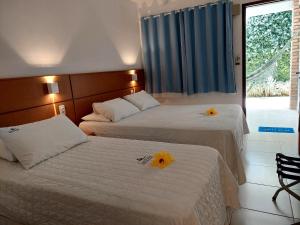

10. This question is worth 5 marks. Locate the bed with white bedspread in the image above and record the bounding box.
[0,136,239,225]
[80,104,249,184]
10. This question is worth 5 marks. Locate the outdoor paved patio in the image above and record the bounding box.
[246,96,291,110]
[246,97,298,133]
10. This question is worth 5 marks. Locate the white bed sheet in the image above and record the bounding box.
[0,137,239,225]
[80,104,249,184]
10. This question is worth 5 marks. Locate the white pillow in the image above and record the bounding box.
[0,139,16,162]
[0,115,88,169]
[124,91,160,111]
[93,98,140,122]
[82,113,111,122]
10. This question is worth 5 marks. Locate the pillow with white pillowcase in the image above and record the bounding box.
[93,98,140,122]
[0,139,16,162]
[123,90,160,111]
[0,115,88,169]
[82,113,111,122]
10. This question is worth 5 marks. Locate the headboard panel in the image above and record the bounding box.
[0,75,75,127]
[0,75,72,114]
[74,86,144,123]
[0,69,145,127]
[70,70,145,98]
[71,69,145,124]
[0,100,75,127]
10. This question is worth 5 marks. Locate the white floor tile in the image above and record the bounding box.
[290,189,300,219]
[244,164,280,187]
[280,141,299,156]
[290,181,300,191]
[276,135,298,144]
[244,101,298,221]
[246,140,281,153]
[243,151,277,166]
[246,133,279,142]
[239,183,293,217]
[230,208,294,225]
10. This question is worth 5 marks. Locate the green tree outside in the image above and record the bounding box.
[246,11,292,82]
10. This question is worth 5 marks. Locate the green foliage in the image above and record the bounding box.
[246,11,292,82]
[277,50,291,81]
[247,78,289,97]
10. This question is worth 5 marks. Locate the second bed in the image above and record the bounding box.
[80,104,249,184]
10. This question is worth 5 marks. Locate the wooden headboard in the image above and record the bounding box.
[0,69,144,127]
[71,69,145,124]
[0,75,75,127]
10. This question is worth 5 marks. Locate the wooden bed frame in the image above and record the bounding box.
[0,69,144,127]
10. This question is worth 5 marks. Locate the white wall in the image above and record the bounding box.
[134,0,259,106]
[0,0,142,77]
[0,0,260,107]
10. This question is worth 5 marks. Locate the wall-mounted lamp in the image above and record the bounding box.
[129,70,138,81]
[131,73,138,81]
[47,82,59,94]
[128,70,138,94]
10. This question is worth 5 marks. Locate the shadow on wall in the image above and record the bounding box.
[0,0,142,77]
[0,36,29,72]
[98,0,141,66]
[60,0,141,72]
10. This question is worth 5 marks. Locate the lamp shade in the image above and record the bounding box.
[131,73,138,81]
[47,82,59,94]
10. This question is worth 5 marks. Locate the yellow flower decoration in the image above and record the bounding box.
[206,107,218,116]
[151,151,174,169]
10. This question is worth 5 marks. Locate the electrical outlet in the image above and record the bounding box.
[131,89,134,94]
[235,56,241,65]
[58,105,66,115]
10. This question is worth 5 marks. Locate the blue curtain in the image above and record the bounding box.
[141,1,236,94]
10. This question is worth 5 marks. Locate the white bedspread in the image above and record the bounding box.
[0,137,239,225]
[80,104,249,184]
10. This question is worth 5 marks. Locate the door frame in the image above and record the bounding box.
[242,0,286,113]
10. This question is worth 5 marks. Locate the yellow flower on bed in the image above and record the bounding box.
[151,151,174,169]
[206,107,218,116]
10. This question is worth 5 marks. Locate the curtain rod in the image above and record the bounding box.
[142,0,230,20]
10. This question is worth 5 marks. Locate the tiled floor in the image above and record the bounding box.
[230,97,299,225]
